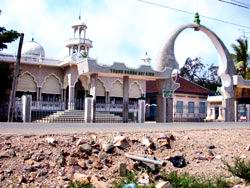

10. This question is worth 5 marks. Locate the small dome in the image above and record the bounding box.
[72,17,87,28]
[22,39,45,57]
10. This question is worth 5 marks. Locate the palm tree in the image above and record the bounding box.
[231,38,249,79]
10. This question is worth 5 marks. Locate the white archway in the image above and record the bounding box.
[17,72,37,92]
[156,24,236,99]
[156,23,237,122]
[41,74,62,94]
[110,80,123,97]
[129,82,142,98]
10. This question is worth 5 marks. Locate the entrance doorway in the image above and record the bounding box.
[215,107,219,120]
[75,79,86,110]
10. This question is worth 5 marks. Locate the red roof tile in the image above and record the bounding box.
[146,76,211,96]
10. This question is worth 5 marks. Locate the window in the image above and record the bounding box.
[176,101,183,113]
[188,102,195,113]
[199,102,206,113]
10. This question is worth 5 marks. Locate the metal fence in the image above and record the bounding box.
[173,105,207,122]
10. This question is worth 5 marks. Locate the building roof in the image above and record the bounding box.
[146,76,212,96]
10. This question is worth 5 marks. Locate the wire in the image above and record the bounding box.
[137,0,250,30]
[218,0,250,9]
[228,0,250,7]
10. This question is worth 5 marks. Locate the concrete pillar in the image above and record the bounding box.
[246,104,250,122]
[224,98,235,122]
[234,100,238,122]
[218,107,225,121]
[68,86,75,110]
[90,74,98,122]
[123,76,129,123]
[166,97,173,122]
[36,87,41,101]
[156,79,166,122]
[138,99,146,123]
[105,91,110,111]
[22,95,32,122]
[84,96,94,123]
[105,91,110,104]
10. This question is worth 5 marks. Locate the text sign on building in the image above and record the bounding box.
[162,89,173,98]
[110,69,155,76]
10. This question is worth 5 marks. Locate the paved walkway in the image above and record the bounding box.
[0,122,249,135]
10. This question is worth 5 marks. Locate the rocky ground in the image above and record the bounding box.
[0,128,250,187]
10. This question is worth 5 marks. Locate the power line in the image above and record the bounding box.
[137,0,250,30]
[218,0,250,9]
[227,0,250,7]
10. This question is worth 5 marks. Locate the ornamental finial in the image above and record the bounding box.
[194,12,201,25]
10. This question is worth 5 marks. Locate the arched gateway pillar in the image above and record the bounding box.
[156,23,237,122]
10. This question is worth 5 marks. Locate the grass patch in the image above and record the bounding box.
[223,157,250,183]
[68,181,94,188]
[161,171,229,188]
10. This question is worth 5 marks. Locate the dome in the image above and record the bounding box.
[21,39,45,57]
[72,17,87,28]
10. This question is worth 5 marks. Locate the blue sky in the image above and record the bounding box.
[1,0,249,68]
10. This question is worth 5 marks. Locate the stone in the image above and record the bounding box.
[141,137,154,148]
[67,157,77,166]
[119,163,127,177]
[90,176,108,188]
[23,153,32,160]
[207,144,215,149]
[78,143,92,154]
[46,137,57,146]
[102,143,115,153]
[32,153,45,162]
[18,175,28,184]
[240,154,246,159]
[37,169,48,177]
[57,155,66,167]
[23,165,36,173]
[113,135,130,149]
[232,185,243,188]
[8,149,16,157]
[246,144,250,151]
[25,159,35,165]
[78,159,87,169]
[156,181,173,188]
[93,161,103,170]
[169,155,187,168]
[138,172,150,185]
[215,155,222,160]
[76,138,86,146]
[0,151,11,159]
[73,173,90,183]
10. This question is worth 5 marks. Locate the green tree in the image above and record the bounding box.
[0,27,20,50]
[180,57,221,92]
[0,11,20,102]
[231,38,249,79]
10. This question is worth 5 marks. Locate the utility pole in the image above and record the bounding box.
[8,33,24,122]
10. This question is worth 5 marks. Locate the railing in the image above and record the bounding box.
[96,103,138,112]
[32,101,65,111]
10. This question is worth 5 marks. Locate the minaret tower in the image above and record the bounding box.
[65,16,93,57]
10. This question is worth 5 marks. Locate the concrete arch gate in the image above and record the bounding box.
[156,23,237,122]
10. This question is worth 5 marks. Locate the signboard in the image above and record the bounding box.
[162,89,173,98]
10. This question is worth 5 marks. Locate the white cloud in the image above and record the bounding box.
[1,0,249,69]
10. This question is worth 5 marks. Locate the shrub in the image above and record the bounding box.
[161,171,229,188]
[223,157,250,183]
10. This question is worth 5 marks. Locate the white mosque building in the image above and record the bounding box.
[0,17,212,123]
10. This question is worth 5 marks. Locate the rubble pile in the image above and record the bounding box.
[0,129,249,187]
